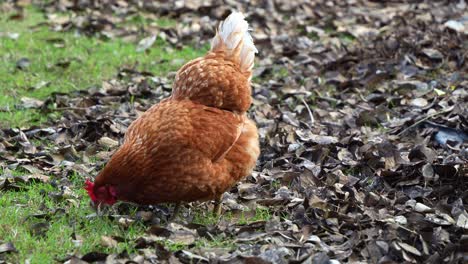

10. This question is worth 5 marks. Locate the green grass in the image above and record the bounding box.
[0,172,147,263]
[0,7,205,128]
[237,207,273,224]
[193,234,236,250]
[336,32,355,44]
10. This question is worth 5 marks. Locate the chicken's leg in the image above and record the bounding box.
[213,196,222,216]
[169,203,181,222]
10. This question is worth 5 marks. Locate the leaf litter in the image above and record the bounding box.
[1,0,467,263]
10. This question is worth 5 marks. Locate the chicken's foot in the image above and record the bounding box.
[213,196,222,216]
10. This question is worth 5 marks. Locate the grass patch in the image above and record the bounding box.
[0,7,205,128]
[192,211,226,226]
[237,207,273,224]
[163,241,188,252]
[0,173,147,263]
[336,32,355,44]
[194,234,236,250]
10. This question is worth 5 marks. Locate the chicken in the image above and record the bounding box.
[85,12,260,214]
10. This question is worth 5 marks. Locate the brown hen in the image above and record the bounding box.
[85,12,260,214]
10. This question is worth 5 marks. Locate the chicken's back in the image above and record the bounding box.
[171,53,252,113]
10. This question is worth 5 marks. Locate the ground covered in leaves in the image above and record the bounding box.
[0,0,467,263]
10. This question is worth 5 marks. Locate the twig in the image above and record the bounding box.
[301,98,315,126]
[396,107,453,136]
[317,96,341,105]
[52,107,90,111]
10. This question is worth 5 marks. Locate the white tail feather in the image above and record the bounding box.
[211,12,258,73]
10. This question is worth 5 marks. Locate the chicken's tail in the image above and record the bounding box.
[210,12,257,74]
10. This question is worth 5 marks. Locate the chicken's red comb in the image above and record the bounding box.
[85,179,96,201]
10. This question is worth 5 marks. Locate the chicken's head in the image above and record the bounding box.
[85,180,118,205]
